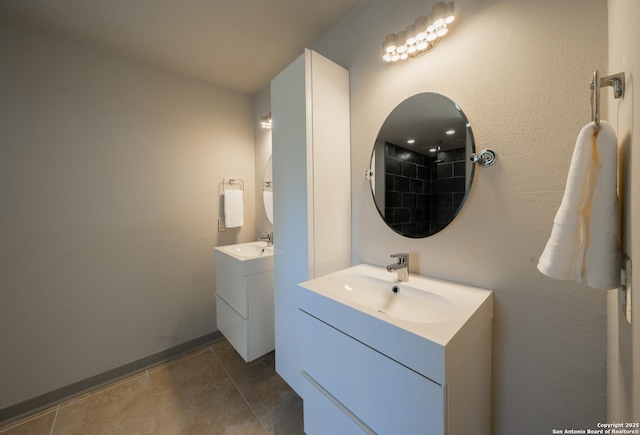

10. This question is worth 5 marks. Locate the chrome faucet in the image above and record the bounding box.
[387,253,409,282]
[257,232,274,247]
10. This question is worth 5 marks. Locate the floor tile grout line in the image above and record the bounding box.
[146,346,210,374]
[48,405,59,435]
[145,369,161,434]
[209,345,271,435]
[55,347,211,411]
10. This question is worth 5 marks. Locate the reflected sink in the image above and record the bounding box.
[214,241,274,276]
[321,274,455,323]
[220,241,273,259]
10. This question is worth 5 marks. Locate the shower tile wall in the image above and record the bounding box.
[384,142,466,236]
[434,147,466,231]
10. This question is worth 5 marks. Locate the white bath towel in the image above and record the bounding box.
[537,121,621,290]
[224,189,244,228]
[263,190,274,224]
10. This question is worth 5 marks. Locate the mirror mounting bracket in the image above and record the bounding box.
[470,149,497,167]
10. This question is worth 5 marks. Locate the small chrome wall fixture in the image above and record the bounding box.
[383,1,455,62]
[260,113,272,129]
[470,149,497,167]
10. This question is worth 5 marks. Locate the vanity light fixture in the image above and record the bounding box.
[382,1,455,63]
[260,113,272,129]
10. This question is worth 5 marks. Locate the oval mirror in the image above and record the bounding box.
[263,155,273,224]
[369,92,475,238]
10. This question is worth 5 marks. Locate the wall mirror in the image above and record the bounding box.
[368,92,475,238]
[263,155,273,224]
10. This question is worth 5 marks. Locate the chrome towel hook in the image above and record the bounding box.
[590,70,625,128]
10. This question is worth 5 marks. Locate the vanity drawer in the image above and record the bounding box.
[216,295,249,360]
[301,311,445,434]
[216,272,248,318]
[303,375,373,435]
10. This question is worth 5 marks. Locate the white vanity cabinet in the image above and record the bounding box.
[271,49,351,395]
[301,312,445,434]
[298,264,494,435]
[214,243,274,362]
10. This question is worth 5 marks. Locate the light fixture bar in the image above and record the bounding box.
[382,1,455,63]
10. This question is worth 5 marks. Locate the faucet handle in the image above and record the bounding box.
[390,253,409,263]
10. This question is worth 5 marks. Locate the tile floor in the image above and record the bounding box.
[0,339,304,435]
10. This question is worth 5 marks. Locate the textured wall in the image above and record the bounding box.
[313,0,609,432]
[607,0,640,424]
[0,17,255,409]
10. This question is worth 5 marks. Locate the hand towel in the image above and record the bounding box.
[537,121,621,290]
[263,190,274,223]
[224,189,244,228]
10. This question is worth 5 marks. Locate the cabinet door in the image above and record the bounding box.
[302,311,445,435]
[272,49,351,397]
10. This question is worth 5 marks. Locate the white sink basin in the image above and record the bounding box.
[298,264,493,356]
[320,274,455,323]
[219,241,273,259]
[214,241,274,276]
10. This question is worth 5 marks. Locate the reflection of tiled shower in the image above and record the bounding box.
[434,147,466,229]
[384,142,465,236]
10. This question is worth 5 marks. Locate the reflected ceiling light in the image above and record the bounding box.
[382,2,456,63]
[446,129,455,135]
[407,139,416,144]
[260,113,272,129]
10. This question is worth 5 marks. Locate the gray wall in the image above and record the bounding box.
[607,0,640,424]
[0,17,256,409]
[313,0,609,432]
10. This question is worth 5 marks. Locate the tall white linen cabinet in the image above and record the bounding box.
[271,49,351,396]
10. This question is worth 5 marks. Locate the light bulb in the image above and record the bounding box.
[445,2,455,24]
[400,52,408,60]
[437,27,448,37]
[414,16,427,41]
[405,24,416,45]
[432,2,447,28]
[396,31,407,53]
[426,32,437,42]
[383,33,397,53]
[425,12,435,33]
